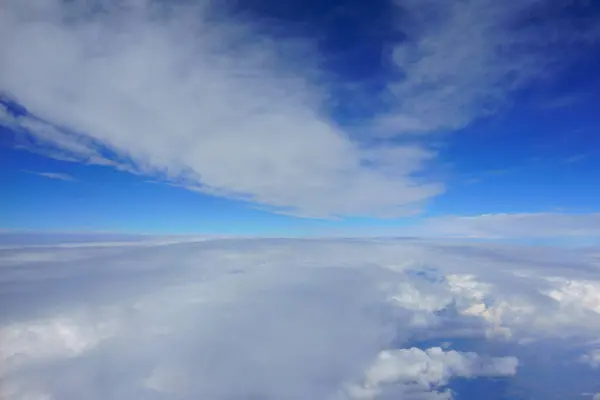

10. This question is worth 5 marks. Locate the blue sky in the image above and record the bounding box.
[4,3,600,398]
[1,0,600,238]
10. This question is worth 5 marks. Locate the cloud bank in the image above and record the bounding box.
[2,237,600,399]
[415,213,600,241]
[1,0,598,216]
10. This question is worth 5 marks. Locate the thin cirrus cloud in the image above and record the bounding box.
[1,0,598,217]
[24,170,76,181]
[377,0,600,135]
[2,237,600,399]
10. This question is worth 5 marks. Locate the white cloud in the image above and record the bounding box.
[24,170,76,181]
[414,213,600,240]
[2,1,597,216]
[346,347,518,399]
[318,212,600,243]
[378,0,600,134]
[1,312,120,372]
[2,237,600,399]
[0,0,442,218]
[545,278,600,314]
[581,349,600,368]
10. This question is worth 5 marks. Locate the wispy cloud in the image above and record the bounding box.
[564,154,588,164]
[0,0,444,218]
[24,170,75,181]
[376,0,600,135]
[537,92,589,110]
[0,0,598,217]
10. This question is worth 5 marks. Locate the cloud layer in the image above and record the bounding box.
[415,213,600,240]
[2,237,600,399]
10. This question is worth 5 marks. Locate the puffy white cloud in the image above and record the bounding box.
[2,237,600,399]
[346,347,517,399]
[545,278,600,314]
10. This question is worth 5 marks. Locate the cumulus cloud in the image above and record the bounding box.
[2,236,600,399]
[347,347,517,399]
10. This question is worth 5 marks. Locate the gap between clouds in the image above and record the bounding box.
[1,0,598,217]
